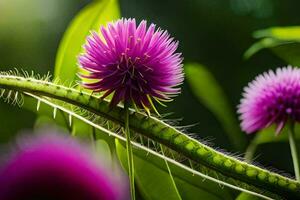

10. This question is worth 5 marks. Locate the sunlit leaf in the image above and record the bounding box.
[54,0,120,81]
[254,27,300,41]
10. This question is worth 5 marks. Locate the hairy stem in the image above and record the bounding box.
[0,74,299,198]
[288,122,300,182]
[125,103,135,200]
[27,93,273,200]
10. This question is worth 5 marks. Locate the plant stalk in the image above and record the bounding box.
[288,122,300,182]
[124,102,135,200]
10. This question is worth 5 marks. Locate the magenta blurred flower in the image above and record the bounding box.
[0,133,125,200]
[78,18,183,111]
[238,66,300,134]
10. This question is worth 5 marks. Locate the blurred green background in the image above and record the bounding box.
[0,0,298,174]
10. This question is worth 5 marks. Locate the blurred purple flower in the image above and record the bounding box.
[0,133,125,200]
[238,66,300,134]
[78,18,183,111]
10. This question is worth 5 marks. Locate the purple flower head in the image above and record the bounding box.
[78,18,184,111]
[0,133,126,200]
[238,66,300,134]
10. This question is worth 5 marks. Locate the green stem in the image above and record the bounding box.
[125,103,135,200]
[288,122,300,182]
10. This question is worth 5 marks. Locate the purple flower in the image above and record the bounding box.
[0,133,126,200]
[78,18,183,111]
[238,66,300,134]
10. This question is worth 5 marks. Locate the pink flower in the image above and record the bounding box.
[78,18,183,111]
[238,66,300,134]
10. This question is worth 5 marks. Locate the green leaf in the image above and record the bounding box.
[185,63,246,151]
[245,26,300,66]
[54,0,120,81]
[115,140,234,200]
[236,193,263,200]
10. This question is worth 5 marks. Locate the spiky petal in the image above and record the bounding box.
[78,18,183,111]
[238,66,300,134]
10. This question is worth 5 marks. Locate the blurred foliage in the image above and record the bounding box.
[185,63,246,151]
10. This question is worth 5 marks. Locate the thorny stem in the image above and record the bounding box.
[125,102,135,200]
[288,121,300,182]
[0,74,299,198]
